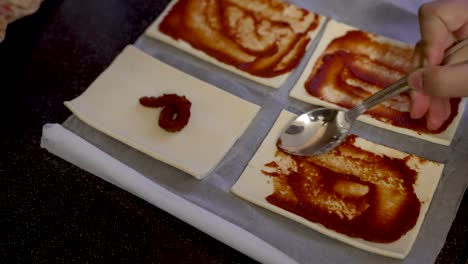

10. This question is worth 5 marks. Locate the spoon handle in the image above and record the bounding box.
[345,77,408,121]
[345,37,468,122]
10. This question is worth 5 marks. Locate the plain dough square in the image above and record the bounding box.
[64,45,260,179]
[290,19,466,145]
[232,110,444,259]
[144,0,325,88]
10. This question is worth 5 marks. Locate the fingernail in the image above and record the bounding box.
[408,69,423,91]
[427,119,435,130]
[428,119,439,131]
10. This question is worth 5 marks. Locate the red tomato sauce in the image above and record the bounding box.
[262,135,422,243]
[158,0,321,77]
[304,30,460,133]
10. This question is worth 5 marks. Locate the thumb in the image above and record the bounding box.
[408,62,468,97]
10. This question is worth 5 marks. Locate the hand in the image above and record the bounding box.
[408,0,468,130]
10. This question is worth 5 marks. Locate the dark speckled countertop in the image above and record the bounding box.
[1,0,467,263]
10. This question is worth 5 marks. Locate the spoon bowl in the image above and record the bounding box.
[278,108,351,156]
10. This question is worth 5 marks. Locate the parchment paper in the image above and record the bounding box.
[55,1,467,263]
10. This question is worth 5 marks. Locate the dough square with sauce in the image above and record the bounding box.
[232,110,444,259]
[64,45,260,179]
[144,0,325,88]
[290,19,466,145]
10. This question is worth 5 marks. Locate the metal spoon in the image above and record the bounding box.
[279,38,468,156]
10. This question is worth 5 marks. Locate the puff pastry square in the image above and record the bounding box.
[145,0,325,88]
[65,45,260,179]
[232,110,443,258]
[290,19,465,145]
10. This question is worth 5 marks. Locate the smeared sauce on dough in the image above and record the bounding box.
[304,30,460,133]
[159,0,321,77]
[262,135,422,243]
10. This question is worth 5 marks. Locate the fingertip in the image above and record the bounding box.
[426,98,451,130]
[410,110,424,120]
[427,117,446,131]
[409,90,430,119]
[427,117,441,131]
